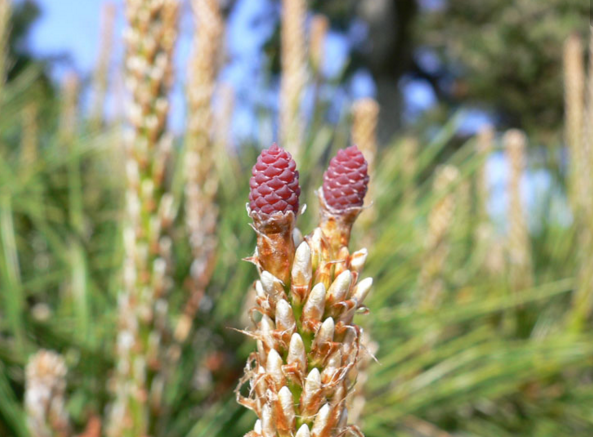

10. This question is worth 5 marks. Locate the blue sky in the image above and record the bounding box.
[27,0,110,76]
[22,0,503,134]
[25,0,348,135]
[23,0,424,134]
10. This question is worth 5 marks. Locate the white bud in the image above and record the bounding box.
[352,277,373,306]
[350,248,368,274]
[305,367,321,390]
[308,228,323,268]
[255,281,272,314]
[303,283,326,324]
[266,349,285,389]
[287,333,307,374]
[336,406,348,429]
[293,228,304,247]
[257,340,266,363]
[311,403,331,436]
[255,281,266,299]
[275,299,296,334]
[295,424,311,437]
[327,270,352,304]
[261,403,275,437]
[321,349,342,384]
[292,242,312,287]
[278,386,296,428]
[261,271,283,293]
[301,368,322,414]
[254,419,262,433]
[310,227,322,245]
[260,315,276,352]
[313,318,334,348]
[254,366,267,398]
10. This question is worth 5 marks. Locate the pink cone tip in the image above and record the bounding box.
[322,145,369,212]
[249,144,301,215]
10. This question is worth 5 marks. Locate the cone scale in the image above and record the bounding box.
[239,144,372,437]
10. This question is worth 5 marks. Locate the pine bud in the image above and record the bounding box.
[300,368,323,420]
[291,242,312,304]
[249,144,300,215]
[287,333,307,377]
[261,403,276,437]
[266,349,286,390]
[254,419,263,433]
[311,403,332,437]
[349,248,368,274]
[319,146,370,254]
[275,299,296,343]
[260,315,277,353]
[311,317,335,363]
[260,271,287,303]
[322,146,369,212]
[326,270,352,308]
[249,144,301,283]
[295,424,311,437]
[278,386,296,432]
[302,283,326,332]
[321,349,342,384]
[352,277,373,306]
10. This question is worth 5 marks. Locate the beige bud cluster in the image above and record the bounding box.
[310,14,329,77]
[21,103,39,168]
[239,240,373,437]
[563,34,586,216]
[25,350,70,437]
[476,125,494,224]
[351,98,379,178]
[176,0,225,346]
[279,0,307,159]
[0,0,10,94]
[90,1,116,129]
[473,125,506,277]
[351,98,379,234]
[109,1,179,436]
[59,72,80,143]
[569,30,593,331]
[419,165,459,308]
[504,129,533,292]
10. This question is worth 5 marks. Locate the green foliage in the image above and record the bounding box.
[0,8,591,437]
[419,0,589,135]
[0,70,591,435]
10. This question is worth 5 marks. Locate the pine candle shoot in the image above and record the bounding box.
[238,144,373,437]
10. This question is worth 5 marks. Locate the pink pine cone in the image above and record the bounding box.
[249,144,300,215]
[322,145,369,212]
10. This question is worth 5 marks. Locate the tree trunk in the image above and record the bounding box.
[358,0,418,143]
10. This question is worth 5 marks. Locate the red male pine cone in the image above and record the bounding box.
[322,145,369,212]
[249,144,300,216]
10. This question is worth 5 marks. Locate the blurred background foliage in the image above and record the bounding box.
[0,0,591,437]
